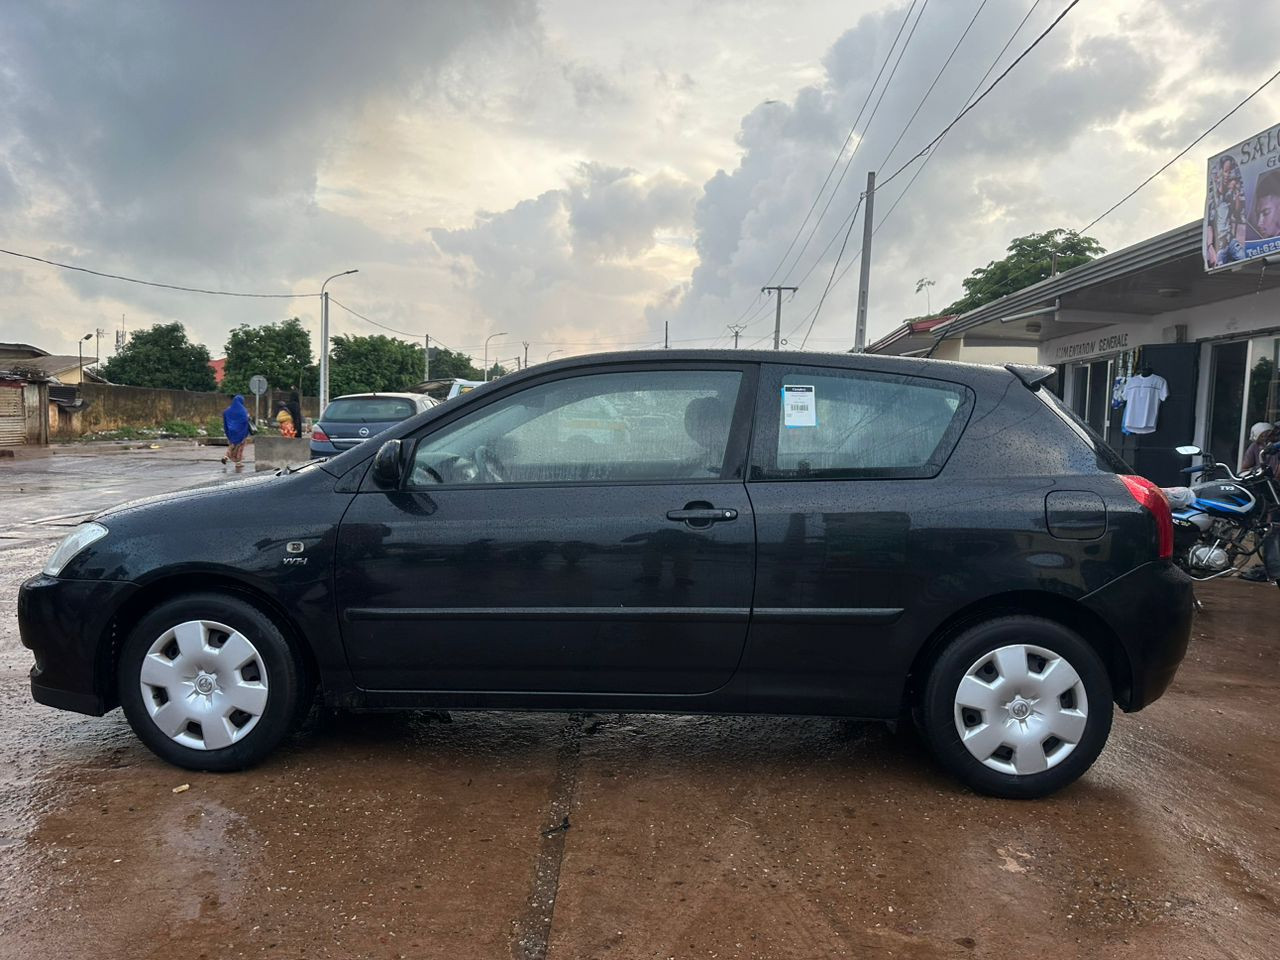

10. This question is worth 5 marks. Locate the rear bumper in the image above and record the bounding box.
[1081,560,1194,711]
[18,574,137,717]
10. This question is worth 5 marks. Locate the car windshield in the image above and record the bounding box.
[323,397,416,423]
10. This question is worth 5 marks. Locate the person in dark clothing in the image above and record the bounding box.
[287,391,303,438]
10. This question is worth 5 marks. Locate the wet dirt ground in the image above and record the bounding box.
[1,443,1278,959]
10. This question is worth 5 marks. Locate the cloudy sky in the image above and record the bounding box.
[2,0,1279,368]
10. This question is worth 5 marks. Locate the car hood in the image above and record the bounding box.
[91,470,283,523]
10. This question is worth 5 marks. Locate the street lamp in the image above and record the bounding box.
[546,349,564,362]
[483,332,508,381]
[319,269,359,412]
[78,333,93,379]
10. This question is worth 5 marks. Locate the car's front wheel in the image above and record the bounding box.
[921,616,1113,798]
[118,593,308,771]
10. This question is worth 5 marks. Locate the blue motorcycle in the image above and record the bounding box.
[1163,444,1280,586]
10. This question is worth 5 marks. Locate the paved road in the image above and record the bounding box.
[1,445,1278,959]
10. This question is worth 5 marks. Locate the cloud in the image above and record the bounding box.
[429,163,697,345]
[0,0,533,351]
[647,0,1177,346]
[567,163,696,259]
[4,0,1280,367]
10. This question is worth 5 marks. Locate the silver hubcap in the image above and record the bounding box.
[953,643,1089,776]
[139,619,269,751]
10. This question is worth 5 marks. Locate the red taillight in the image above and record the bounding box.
[311,427,329,443]
[1120,474,1172,560]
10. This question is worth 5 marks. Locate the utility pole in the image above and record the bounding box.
[424,333,430,382]
[95,327,104,368]
[523,341,530,368]
[762,285,798,350]
[319,269,358,411]
[320,292,330,407]
[726,323,746,348]
[853,170,875,352]
[664,321,669,349]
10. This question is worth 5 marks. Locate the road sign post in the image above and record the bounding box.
[248,375,269,424]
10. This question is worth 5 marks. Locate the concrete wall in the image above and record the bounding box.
[253,436,313,471]
[48,383,320,438]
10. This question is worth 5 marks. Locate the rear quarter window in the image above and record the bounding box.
[1034,387,1132,474]
[751,365,973,480]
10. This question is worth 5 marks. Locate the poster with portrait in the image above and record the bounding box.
[1204,123,1280,272]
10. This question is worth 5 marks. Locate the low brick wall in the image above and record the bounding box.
[49,383,321,438]
[253,436,313,471]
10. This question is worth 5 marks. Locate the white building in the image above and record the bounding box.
[907,221,1279,486]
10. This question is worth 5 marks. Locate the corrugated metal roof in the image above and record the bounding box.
[943,221,1202,338]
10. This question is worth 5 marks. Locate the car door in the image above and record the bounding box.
[335,361,757,695]
[738,362,973,715]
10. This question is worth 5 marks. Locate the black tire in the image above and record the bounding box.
[118,592,309,771]
[920,616,1113,799]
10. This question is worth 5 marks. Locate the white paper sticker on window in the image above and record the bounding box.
[782,384,816,428]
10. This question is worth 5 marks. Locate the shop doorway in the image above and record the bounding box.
[1206,341,1248,468]
[1111,342,1199,486]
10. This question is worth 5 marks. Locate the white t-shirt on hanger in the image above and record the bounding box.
[1121,374,1169,434]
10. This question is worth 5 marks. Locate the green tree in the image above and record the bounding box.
[100,322,216,391]
[946,229,1105,315]
[427,346,488,381]
[329,334,426,396]
[327,335,501,396]
[222,317,314,396]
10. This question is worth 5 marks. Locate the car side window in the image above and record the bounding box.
[407,369,743,486]
[751,366,971,480]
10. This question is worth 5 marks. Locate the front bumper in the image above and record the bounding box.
[1081,560,1194,711]
[18,574,138,716]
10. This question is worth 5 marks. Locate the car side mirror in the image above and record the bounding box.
[372,439,403,488]
[1175,445,1201,456]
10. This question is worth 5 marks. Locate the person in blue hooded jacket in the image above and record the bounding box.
[221,395,252,469]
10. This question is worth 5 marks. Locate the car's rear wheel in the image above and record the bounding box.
[118,593,308,771]
[921,616,1112,798]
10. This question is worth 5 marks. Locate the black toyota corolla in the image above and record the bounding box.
[19,351,1193,797]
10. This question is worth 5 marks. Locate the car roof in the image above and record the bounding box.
[328,392,428,401]
[517,348,1029,388]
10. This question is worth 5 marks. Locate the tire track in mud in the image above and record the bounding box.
[511,713,600,960]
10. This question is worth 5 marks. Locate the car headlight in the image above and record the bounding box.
[43,522,109,577]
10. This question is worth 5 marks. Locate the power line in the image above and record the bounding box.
[724,0,923,333]
[1079,64,1280,234]
[778,0,931,286]
[0,246,311,298]
[872,0,989,176]
[768,0,924,287]
[799,0,990,347]
[328,297,417,337]
[876,0,1081,192]
[800,198,864,348]
[869,0,1044,242]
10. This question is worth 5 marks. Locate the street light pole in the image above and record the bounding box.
[546,349,564,362]
[78,333,92,379]
[319,269,358,412]
[484,332,508,381]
